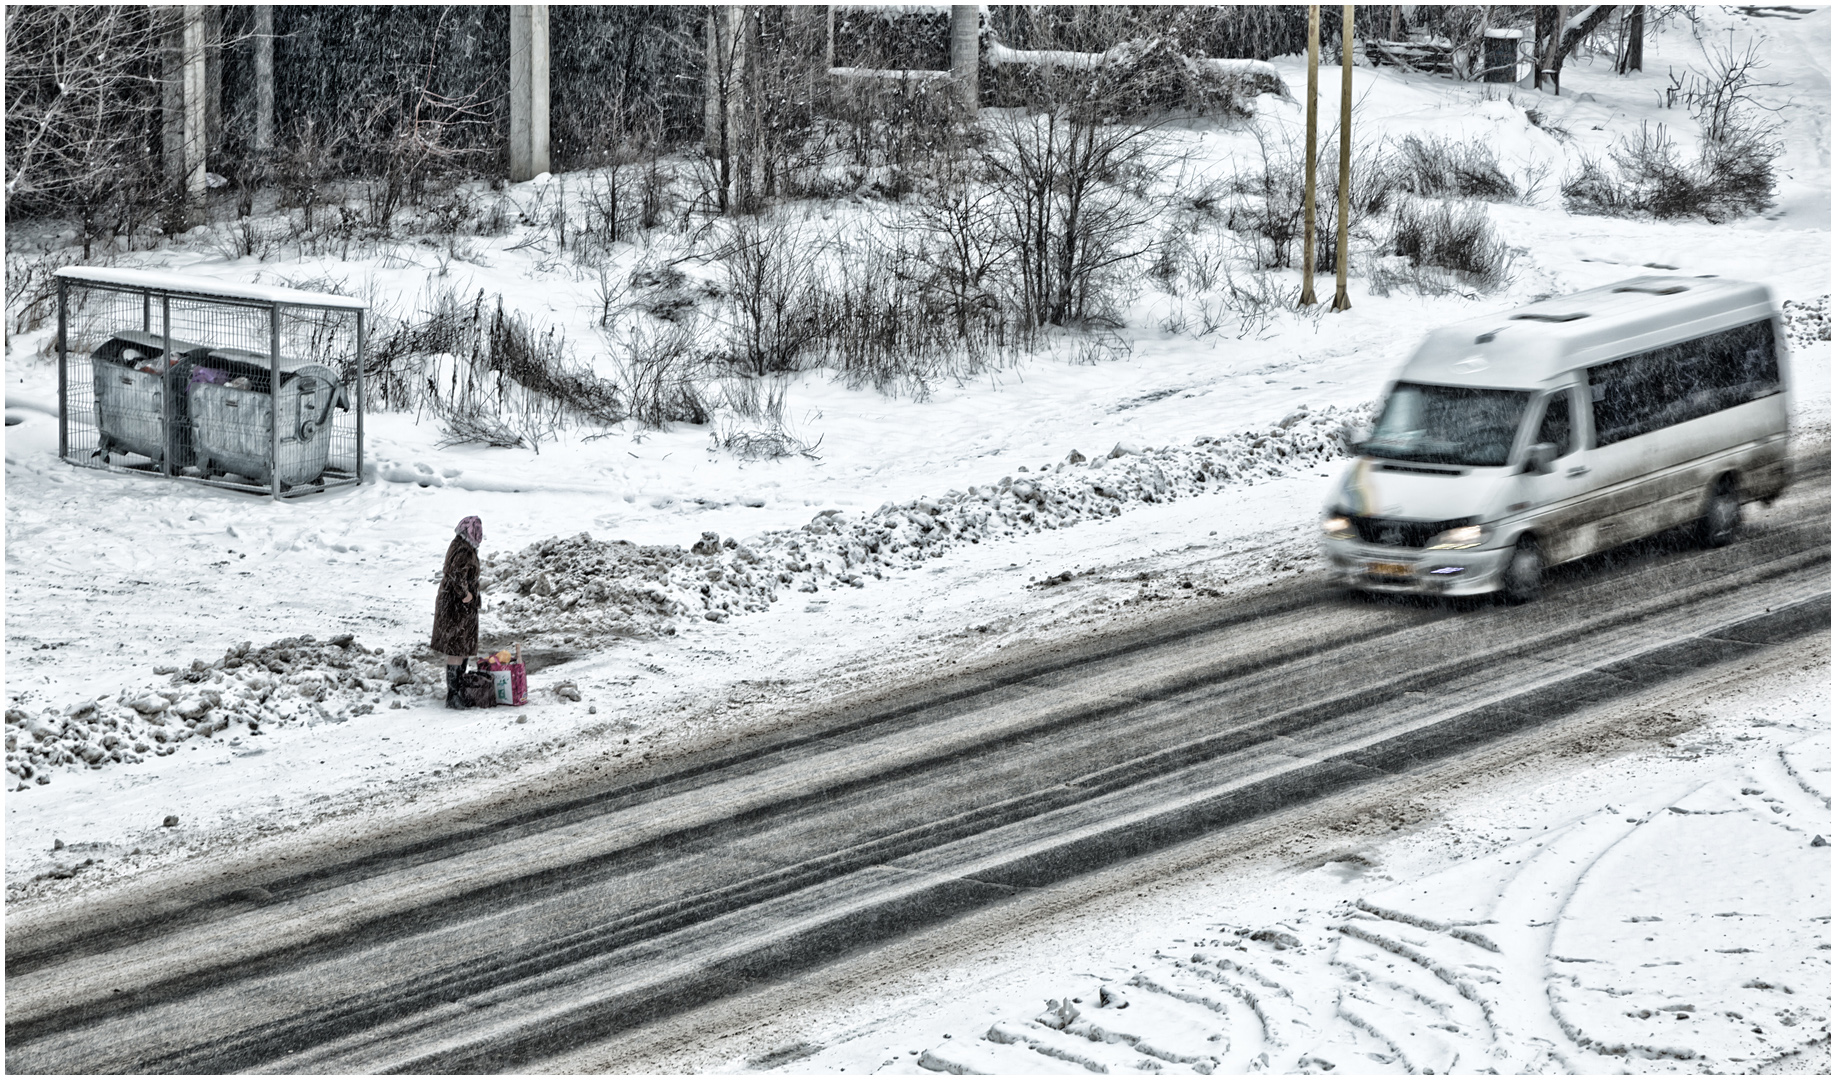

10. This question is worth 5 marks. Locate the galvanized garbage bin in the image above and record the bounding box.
[90,330,211,469]
[55,266,365,499]
[188,349,350,488]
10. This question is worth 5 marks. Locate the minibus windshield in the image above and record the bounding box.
[1364,383,1529,467]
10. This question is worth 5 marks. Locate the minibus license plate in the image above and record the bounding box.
[1367,561,1412,577]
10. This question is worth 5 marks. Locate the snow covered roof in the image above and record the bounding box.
[1402,277,1777,389]
[53,266,366,310]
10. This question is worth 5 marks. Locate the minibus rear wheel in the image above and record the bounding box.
[1698,476,1740,548]
[1501,536,1542,605]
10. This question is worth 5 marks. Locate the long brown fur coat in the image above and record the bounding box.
[431,535,480,656]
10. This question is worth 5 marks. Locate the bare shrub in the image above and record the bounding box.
[979,107,1162,328]
[718,216,829,376]
[1229,123,1389,273]
[1563,121,1779,223]
[437,408,534,450]
[5,249,98,339]
[619,320,712,428]
[1659,36,1786,145]
[366,284,626,445]
[272,117,351,235]
[822,70,966,199]
[1385,197,1512,291]
[712,376,821,460]
[786,219,1025,399]
[1390,135,1517,201]
[901,155,1012,340]
[4,7,168,255]
[1569,37,1783,224]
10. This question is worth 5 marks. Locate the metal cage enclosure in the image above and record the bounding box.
[55,267,365,499]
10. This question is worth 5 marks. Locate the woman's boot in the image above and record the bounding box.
[445,660,468,709]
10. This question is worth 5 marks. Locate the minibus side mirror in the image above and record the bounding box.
[1524,442,1557,475]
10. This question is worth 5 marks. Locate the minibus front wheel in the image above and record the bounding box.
[1500,535,1542,605]
[1698,476,1741,548]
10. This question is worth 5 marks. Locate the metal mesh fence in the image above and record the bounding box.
[58,278,363,498]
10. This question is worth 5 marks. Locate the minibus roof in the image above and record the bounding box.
[1400,276,1776,390]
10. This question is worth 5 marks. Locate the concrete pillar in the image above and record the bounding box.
[161,6,208,229]
[950,5,979,113]
[203,6,222,154]
[161,9,184,206]
[254,6,275,158]
[509,4,550,182]
[183,5,208,211]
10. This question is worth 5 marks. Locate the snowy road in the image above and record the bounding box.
[5,466,1827,1074]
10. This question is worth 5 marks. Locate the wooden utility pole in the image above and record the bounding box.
[1300,5,1320,306]
[1331,3,1353,313]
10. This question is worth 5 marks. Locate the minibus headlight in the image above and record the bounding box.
[1427,524,1487,550]
[1322,515,1357,541]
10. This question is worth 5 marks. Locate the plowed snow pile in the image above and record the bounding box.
[5,636,433,789]
[485,406,1366,643]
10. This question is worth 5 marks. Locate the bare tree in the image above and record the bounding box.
[5,6,166,253]
[980,100,1161,329]
[1535,4,1619,94]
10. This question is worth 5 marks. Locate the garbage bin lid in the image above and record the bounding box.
[202,349,348,409]
[97,330,211,363]
[205,348,332,380]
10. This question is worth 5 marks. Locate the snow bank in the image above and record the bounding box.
[5,635,432,791]
[1783,294,1830,350]
[483,404,1369,644]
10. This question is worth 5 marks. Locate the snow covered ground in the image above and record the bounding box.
[4,6,1830,1069]
[670,639,1827,1077]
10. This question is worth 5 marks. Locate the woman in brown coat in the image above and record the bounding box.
[433,515,484,708]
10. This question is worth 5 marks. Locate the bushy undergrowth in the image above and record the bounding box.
[1227,125,1392,274]
[367,284,625,449]
[1386,197,1512,289]
[1563,122,1779,222]
[1390,135,1518,201]
[10,88,1550,444]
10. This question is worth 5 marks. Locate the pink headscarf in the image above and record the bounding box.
[456,516,483,547]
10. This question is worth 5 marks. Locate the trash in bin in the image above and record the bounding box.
[188,348,350,488]
[89,330,211,468]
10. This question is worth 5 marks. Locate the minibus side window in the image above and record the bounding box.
[1535,390,1572,456]
[1588,318,1780,447]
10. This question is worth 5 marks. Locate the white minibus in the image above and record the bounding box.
[1320,276,1791,602]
